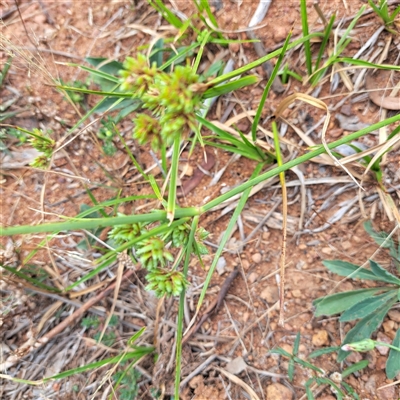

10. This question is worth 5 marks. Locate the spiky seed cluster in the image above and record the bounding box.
[29,129,55,169]
[29,129,55,157]
[142,66,201,145]
[132,114,163,151]
[109,216,146,244]
[194,226,209,255]
[135,237,174,271]
[119,54,158,96]
[30,154,51,169]
[146,268,188,297]
[119,54,204,150]
[170,223,191,248]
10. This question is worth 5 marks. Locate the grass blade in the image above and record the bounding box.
[196,162,264,312]
[175,216,198,397]
[300,0,312,75]
[251,31,291,141]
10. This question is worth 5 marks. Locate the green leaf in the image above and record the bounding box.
[202,75,259,99]
[322,259,392,282]
[339,290,399,322]
[341,360,369,378]
[1,264,60,293]
[94,98,141,114]
[149,38,164,67]
[85,57,123,75]
[338,294,398,361]
[341,382,360,400]
[386,328,400,379]
[313,288,386,317]
[308,346,341,359]
[305,378,316,400]
[288,332,300,381]
[363,221,394,249]
[43,348,153,382]
[369,259,400,285]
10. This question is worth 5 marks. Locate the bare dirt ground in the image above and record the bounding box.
[1,1,400,399]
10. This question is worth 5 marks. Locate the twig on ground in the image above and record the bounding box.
[182,267,240,345]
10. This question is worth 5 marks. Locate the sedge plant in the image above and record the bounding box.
[3,1,400,397]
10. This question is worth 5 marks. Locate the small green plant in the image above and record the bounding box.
[113,365,141,400]
[60,78,90,105]
[97,116,119,156]
[271,333,365,399]
[314,221,400,378]
[368,0,400,34]
[82,315,118,347]
[81,316,101,329]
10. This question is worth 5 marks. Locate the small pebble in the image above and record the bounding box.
[216,257,227,275]
[260,286,279,303]
[248,272,258,284]
[292,289,302,298]
[341,240,352,250]
[388,310,400,323]
[266,382,293,400]
[312,329,329,346]
[252,253,262,263]
[376,332,391,355]
[229,42,240,53]
[272,26,289,43]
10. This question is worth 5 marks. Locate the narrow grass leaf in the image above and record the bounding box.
[341,382,360,400]
[300,0,312,75]
[251,30,291,141]
[341,360,369,378]
[43,348,153,382]
[369,259,400,285]
[305,379,315,400]
[193,30,212,73]
[339,290,398,322]
[148,0,183,28]
[270,347,292,358]
[196,163,264,312]
[85,57,123,75]
[314,14,335,74]
[1,264,61,293]
[308,346,340,358]
[0,55,12,87]
[288,332,300,381]
[64,254,118,291]
[55,85,132,98]
[316,378,344,399]
[338,294,398,361]
[386,328,400,379]
[127,327,146,347]
[335,6,365,53]
[199,0,219,29]
[160,43,199,71]
[313,288,388,317]
[175,216,198,398]
[167,135,181,223]
[202,75,259,99]
[208,32,325,86]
